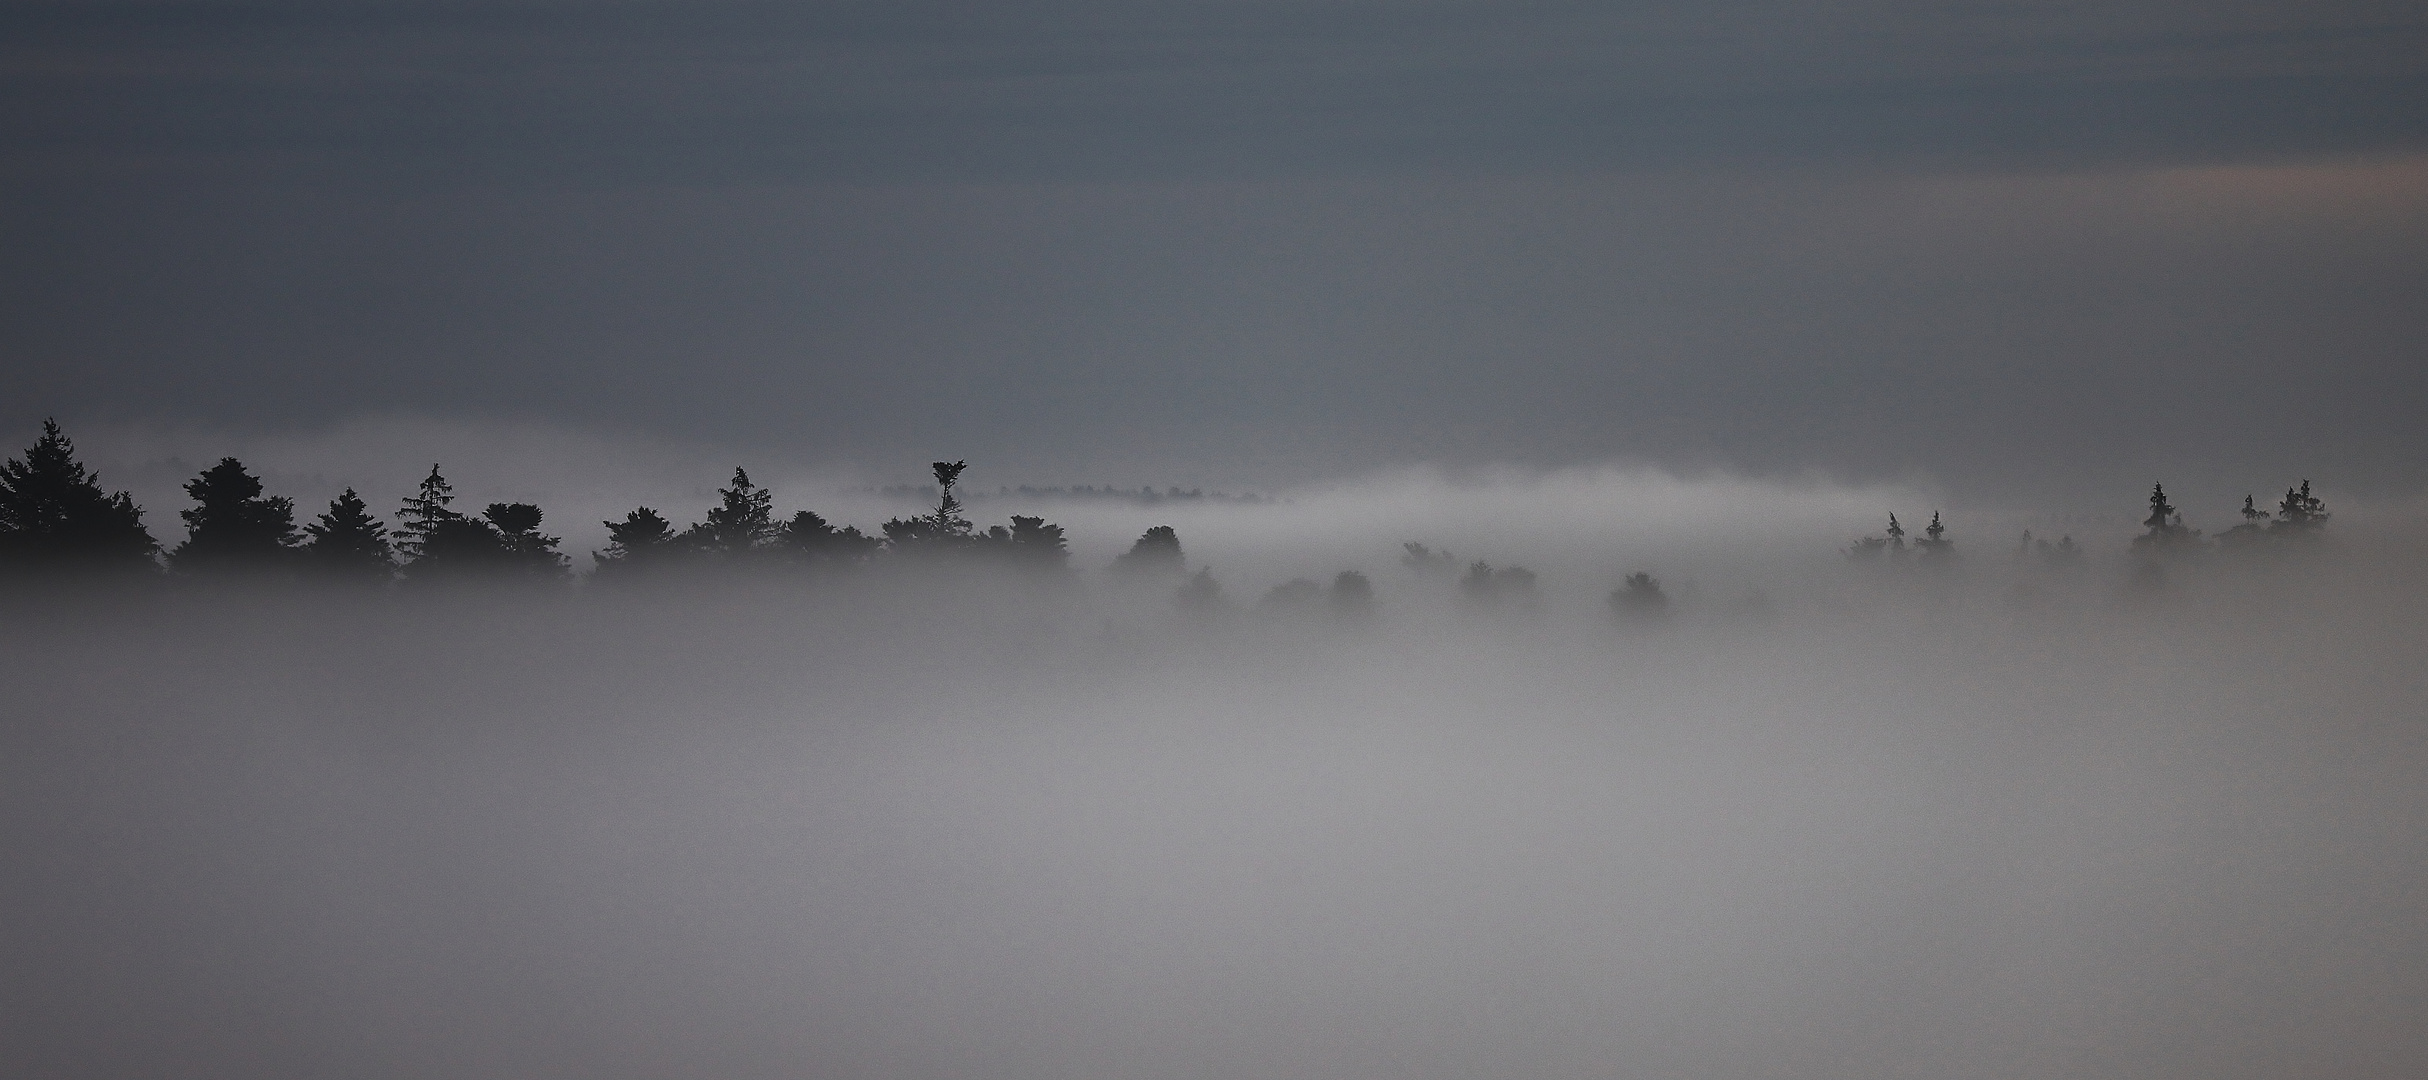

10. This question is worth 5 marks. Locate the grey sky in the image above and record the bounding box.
[5,0,2425,501]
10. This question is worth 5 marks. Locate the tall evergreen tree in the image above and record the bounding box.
[301,488,395,581]
[169,457,299,572]
[0,419,157,574]
[393,464,462,563]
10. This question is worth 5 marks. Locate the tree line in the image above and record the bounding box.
[0,421,1081,584]
[0,419,2339,600]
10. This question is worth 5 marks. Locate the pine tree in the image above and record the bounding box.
[0,419,157,573]
[301,488,395,581]
[393,464,462,563]
[169,457,299,572]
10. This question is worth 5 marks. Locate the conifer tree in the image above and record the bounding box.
[0,419,157,573]
[1914,511,1953,556]
[2273,480,2329,531]
[301,488,394,581]
[2132,482,2201,554]
[393,464,462,564]
[169,457,299,572]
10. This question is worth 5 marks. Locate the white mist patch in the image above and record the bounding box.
[4,466,2427,1080]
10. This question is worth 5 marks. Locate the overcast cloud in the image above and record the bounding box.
[7,0,2427,500]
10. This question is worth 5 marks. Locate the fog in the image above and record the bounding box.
[6,473,2425,1079]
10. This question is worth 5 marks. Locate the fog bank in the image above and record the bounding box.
[5,491,2426,1079]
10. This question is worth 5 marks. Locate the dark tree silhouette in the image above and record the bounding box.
[1914,512,1953,558]
[2272,480,2329,532]
[169,457,299,572]
[1610,572,1669,621]
[687,468,778,556]
[775,509,881,563]
[393,465,463,564]
[2131,482,2201,554]
[595,507,679,574]
[485,503,568,577]
[980,514,1069,570]
[0,419,157,574]
[1112,525,1187,578]
[407,515,506,578]
[301,488,395,581]
[882,461,977,551]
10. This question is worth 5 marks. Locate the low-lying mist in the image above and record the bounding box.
[6,475,2427,1080]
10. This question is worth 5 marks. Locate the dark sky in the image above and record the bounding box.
[5,0,2426,500]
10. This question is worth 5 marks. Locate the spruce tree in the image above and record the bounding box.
[393,464,462,564]
[301,488,395,581]
[0,419,157,573]
[169,457,299,572]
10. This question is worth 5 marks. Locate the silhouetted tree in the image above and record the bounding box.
[301,488,394,581]
[882,461,977,552]
[1914,512,1953,558]
[687,468,778,557]
[169,457,299,573]
[593,507,678,574]
[485,503,567,578]
[979,514,1069,570]
[1112,525,1186,578]
[393,464,463,564]
[2131,482,2201,555]
[1609,572,1669,621]
[2272,480,2329,532]
[0,419,157,574]
[775,509,881,564]
[406,515,506,578]
[2219,493,2273,550]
